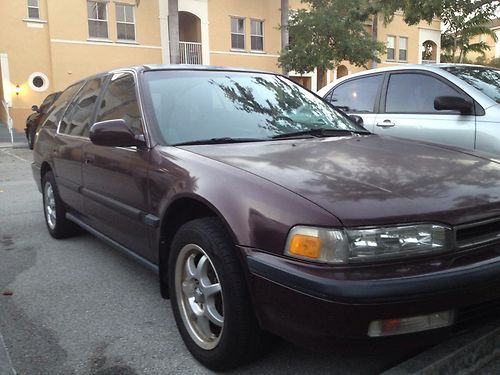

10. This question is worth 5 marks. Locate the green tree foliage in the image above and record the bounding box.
[439,0,499,63]
[279,0,386,74]
[279,0,500,74]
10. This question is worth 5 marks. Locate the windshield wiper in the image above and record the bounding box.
[272,128,363,140]
[173,137,265,146]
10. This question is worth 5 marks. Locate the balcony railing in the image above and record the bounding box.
[180,41,202,64]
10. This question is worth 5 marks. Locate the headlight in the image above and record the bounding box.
[284,224,452,264]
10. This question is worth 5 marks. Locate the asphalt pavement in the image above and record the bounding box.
[0,147,424,374]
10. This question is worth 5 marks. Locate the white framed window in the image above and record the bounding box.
[231,17,245,50]
[250,19,264,51]
[387,36,396,60]
[116,4,136,41]
[399,37,408,61]
[27,0,40,19]
[87,1,108,39]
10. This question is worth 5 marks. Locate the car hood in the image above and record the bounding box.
[180,135,500,226]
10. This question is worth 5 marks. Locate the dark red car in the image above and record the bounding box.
[25,91,61,149]
[32,66,500,370]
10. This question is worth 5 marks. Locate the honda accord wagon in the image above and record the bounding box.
[32,65,500,370]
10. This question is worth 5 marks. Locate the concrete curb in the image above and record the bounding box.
[382,319,500,375]
[0,331,16,375]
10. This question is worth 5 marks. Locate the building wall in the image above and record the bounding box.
[467,32,498,62]
[207,0,282,72]
[0,0,162,133]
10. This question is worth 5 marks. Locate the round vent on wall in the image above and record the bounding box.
[28,72,49,92]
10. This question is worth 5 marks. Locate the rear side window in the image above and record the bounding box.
[59,78,103,137]
[97,73,142,135]
[385,73,463,114]
[327,75,382,113]
[41,83,84,129]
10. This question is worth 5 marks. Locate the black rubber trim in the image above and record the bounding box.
[66,212,159,274]
[81,187,160,227]
[247,253,500,302]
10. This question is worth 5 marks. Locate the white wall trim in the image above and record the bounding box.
[0,54,12,107]
[210,50,280,58]
[50,39,162,49]
[178,0,210,65]
[159,0,170,63]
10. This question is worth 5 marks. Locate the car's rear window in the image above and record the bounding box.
[143,70,365,145]
[441,66,500,104]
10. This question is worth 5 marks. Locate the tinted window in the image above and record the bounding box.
[97,73,142,135]
[59,78,102,137]
[386,73,462,114]
[41,83,84,129]
[328,75,382,113]
[441,66,500,104]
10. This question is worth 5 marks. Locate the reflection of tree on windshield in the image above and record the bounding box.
[210,76,350,135]
[444,67,500,103]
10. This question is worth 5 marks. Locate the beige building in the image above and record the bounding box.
[0,0,162,136]
[467,18,500,62]
[0,1,440,136]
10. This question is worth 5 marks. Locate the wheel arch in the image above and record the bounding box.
[158,194,240,299]
[40,161,52,181]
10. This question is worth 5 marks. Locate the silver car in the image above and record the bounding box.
[318,64,500,156]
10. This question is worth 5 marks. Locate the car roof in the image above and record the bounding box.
[113,64,275,75]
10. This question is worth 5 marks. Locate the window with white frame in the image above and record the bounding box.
[387,36,396,60]
[399,37,408,61]
[250,19,264,51]
[231,17,245,50]
[87,1,108,39]
[27,0,40,19]
[116,4,136,41]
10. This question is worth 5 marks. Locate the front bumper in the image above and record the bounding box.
[244,247,500,348]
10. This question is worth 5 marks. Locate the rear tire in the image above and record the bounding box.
[168,217,265,371]
[42,171,78,238]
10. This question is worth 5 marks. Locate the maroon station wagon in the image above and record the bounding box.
[32,65,500,370]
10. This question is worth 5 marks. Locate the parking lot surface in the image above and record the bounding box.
[0,147,418,374]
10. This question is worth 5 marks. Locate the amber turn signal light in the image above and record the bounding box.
[289,234,321,259]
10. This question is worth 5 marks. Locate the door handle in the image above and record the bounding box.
[84,155,95,164]
[376,120,396,128]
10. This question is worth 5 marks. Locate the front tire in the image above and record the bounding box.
[168,218,264,371]
[42,171,78,238]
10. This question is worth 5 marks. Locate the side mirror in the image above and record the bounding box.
[31,105,39,113]
[434,96,473,114]
[349,115,364,126]
[89,119,145,147]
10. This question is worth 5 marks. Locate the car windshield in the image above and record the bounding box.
[142,70,367,145]
[441,66,500,104]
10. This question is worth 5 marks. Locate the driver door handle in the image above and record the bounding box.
[84,154,95,164]
[376,120,396,128]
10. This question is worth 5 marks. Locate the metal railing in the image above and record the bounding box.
[422,59,437,64]
[179,41,202,65]
[1,99,13,143]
